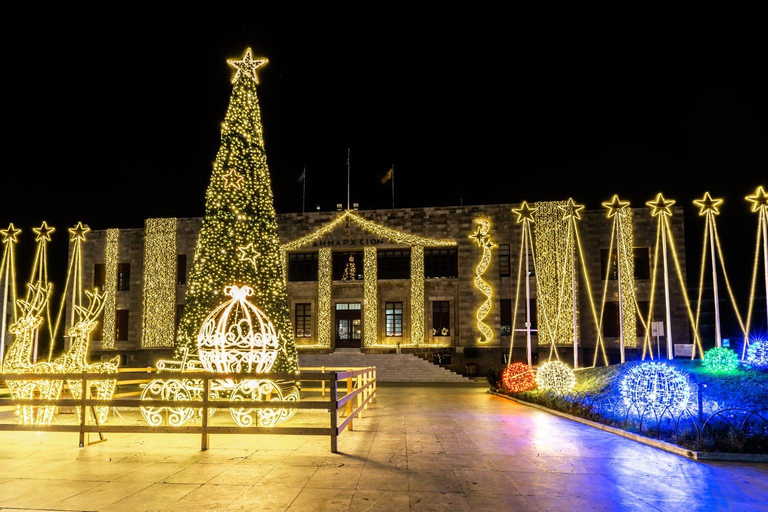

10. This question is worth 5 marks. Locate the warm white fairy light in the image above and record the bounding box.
[101,229,119,350]
[535,361,575,393]
[363,247,378,347]
[469,218,495,344]
[411,246,425,346]
[142,218,177,348]
[317,248,332,348]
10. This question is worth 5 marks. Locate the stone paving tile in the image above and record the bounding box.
[348,490,410,511]
[52,481,153,510]
[286,488,355,512]
[356,467,409,491]
[100,482,199,512]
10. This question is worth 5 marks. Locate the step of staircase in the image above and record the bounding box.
[298,351,471,383]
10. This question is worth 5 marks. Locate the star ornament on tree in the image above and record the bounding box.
[602,195,630,218]
[559,198,585,221]
[223,168,245,190]
[227,48,268,84]
[469,226,489,248]
[693,192,723,216]
[1,223,21,244]
[512,201,537,224]
[33,221,55,242]
[68,221,90,242]
[646,193,676,217]
[237,243,261,270]
[745,186,768,213]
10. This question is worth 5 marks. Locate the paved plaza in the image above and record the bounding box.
[0,386,766,511]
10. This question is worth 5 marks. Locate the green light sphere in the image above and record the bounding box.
[702,347,738,373]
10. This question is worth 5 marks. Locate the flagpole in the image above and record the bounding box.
[391,164,395,209]
[347,148,351,211]
[302,166,306,214]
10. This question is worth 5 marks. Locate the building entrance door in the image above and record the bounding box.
[335,302,362,348]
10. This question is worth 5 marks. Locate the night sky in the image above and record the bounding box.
[2,5,766,336]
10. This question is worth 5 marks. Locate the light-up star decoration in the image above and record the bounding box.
[512,201,537,224]
[237,243,261,270]
[559,198,585,221]
[68,222,90,242]
[1,223,21,244]
[33,221,55,242]
[646,193,676,217]
[602,195,630,218]
[693,192,723,217]
[227,48,268,84]
[746,186,768,213]
[223,169,245,190]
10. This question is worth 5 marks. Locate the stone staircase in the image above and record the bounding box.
[298,349,472,383]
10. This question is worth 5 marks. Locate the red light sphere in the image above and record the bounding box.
[502,363,536,393]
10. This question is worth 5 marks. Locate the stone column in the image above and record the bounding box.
[317,248,332,348]
[363,247,377,347]
[411,246,425,346]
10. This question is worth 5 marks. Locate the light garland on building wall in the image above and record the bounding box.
[619,363,691,414]
[534,202,574,349]
[142,218,177,348]
[616,208,637,348]
[411,246,425,346]
[470,218,495,344]
[316,248,332,348]
[101,228,119,350]
[535,361,575,393]
[363,247,377,347]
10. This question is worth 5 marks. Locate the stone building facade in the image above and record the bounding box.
[75,204,690,370]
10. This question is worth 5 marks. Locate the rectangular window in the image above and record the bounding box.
[425,248,458,279]
[288,252,318,282]
[177,255,187,285]
[117,263,131,291]
[499,244,511,277]
[432,301,450,336]
[336,303,361,310]
[116,309,129,341]
[93,264,106,290]
[295,303,312,337]
[385,301,403,337]
[332,251,364,281]
[601,247,652,280]
[602,302,620,338]
[500,298,512,335]
[378,250,411,279]
[175,304,184,330]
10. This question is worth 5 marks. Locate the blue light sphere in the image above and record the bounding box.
[619,363,691,413]
[747,339,768,368]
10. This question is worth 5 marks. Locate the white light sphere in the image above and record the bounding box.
[535,361,575,393]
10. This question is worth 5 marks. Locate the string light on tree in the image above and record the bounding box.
[342,254,357,281]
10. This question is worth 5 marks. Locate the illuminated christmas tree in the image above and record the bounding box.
[175,49,299,377]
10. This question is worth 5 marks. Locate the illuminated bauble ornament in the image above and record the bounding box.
[620,363,691,413]
[502,363,536,393]
[746,339,768,368]
[702,347,738,373]
[197,285,280,374]
[535,361,575,393]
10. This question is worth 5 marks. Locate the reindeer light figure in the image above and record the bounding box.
[56,290,119,424]
[2,283,63,425]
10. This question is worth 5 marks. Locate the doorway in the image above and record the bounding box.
[335,302,362,348]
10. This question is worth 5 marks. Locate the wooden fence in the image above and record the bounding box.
[0,367,376,453]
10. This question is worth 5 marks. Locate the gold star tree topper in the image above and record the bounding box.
[602,195,630,218]
[559,198,585,220]
[227,48,268,84]
[511,201,537,223]
[68,222,90,242]
[746,186,768,213]
[646,193,675,217]
[1,223,21,244]
[33,221,55,242]
[693,192,723,216]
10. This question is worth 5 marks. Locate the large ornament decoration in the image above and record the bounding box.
[502,363,536,393]
[535,361,575,393]
[141,285,298,428]
[746,339,768,368]
[619,363,691,414]
[702,347,739,373]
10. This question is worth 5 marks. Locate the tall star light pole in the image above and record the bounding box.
[746,186,768,341]
[693,192,725,347]
[603,195,631,362]
[510,201,537,366]
[647,193,676,359]
[559,198,585,369]
[0,224,21,364]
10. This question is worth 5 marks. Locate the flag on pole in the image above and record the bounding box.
[298,169,305,183]
[381,166,393,184]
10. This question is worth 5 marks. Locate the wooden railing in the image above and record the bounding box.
[0,367,376,453]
